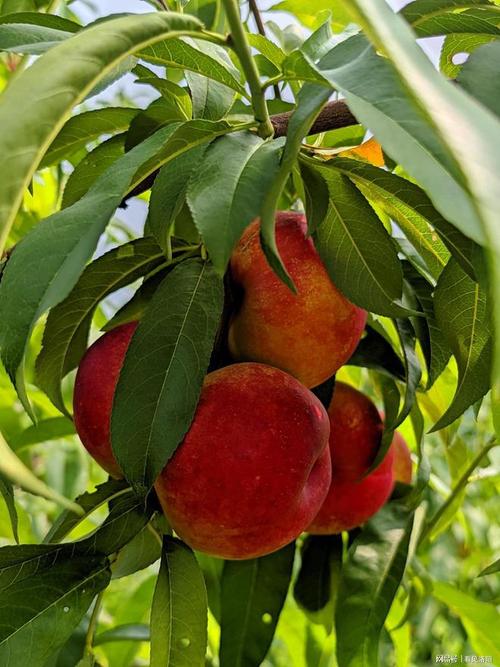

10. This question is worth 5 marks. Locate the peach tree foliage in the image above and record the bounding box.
[0,0,498,665]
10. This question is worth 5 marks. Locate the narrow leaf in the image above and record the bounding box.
[432,259,492,430]
[111,259,224,494]
[150,537,207,667]
[220,543,296,667]
[313,169,409,317]
[0,474,18,543]
[41,107,137,168]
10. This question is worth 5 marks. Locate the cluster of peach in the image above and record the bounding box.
[73,212,411,560]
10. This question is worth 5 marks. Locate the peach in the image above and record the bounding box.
[228,212,367,388]
[391,430,412,484]
[73,321,137,478]
[308,382,394,534]
[155,363,331,559]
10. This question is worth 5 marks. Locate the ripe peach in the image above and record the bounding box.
[308,382,394,534]
[391,431,412,484]
[228,212,367,388]
[73,321,137,478]
[155,363,332,559]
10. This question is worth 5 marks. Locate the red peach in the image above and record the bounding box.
[155,363,332,559]
[73,321,137,478]
[308,382,394,534]
[391,431,412,484]
[228,212,367,388]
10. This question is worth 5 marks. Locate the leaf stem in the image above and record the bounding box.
[418,438,498,547]
[85,591,105,658]
[262,73,284,91]
[222,0,274,138]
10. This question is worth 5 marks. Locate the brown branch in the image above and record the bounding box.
[272,99,357,137]
[120,99,358,207]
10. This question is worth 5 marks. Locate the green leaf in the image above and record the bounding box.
[187,132,285,274]
[10,416,75,450]
[62,134,126,208]
[95,623,150,645]
[186,70,236,121]
[349,325,405,380]
[341,0,500,436]
[0,431,82,514]
[0,12,79,33]
[335,503,414,667]
[432,581,500,663]
[150,537,207,667]
[457,39,500,117]
[125,99,182,151]
[478,557,500,577]
[0,473,18,543]
[432,259,492,430]
[0,551,110,667]
[0,22,71,54]
[220,543,296,667]
[36,237,164,414]
[102,271,166,332]
[317,157,463,280]
[0,11,203,256]
[247,33,286,66]
[294,535,343,613]
[184,40,238,120]
[136,76,192,120]
[80,492,153,557]
[0,124,179,414]
[300,162,330,234]
[403,264,451,387]
[260,83,331,289]
[111,259,224,494]
[149,144,208,252]
[402,2,500,38]
[312,168,409,317]
[44,479,130,545]
[140,37,245,96]
[111,523,162,579]
[40,107,137,168]
[440,33,497,77]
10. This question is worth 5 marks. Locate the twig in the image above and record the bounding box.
[248,0,282,99]
[222,0,274,138]
[84,591,104,659]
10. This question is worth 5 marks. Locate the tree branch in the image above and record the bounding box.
[120,99,358,207]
